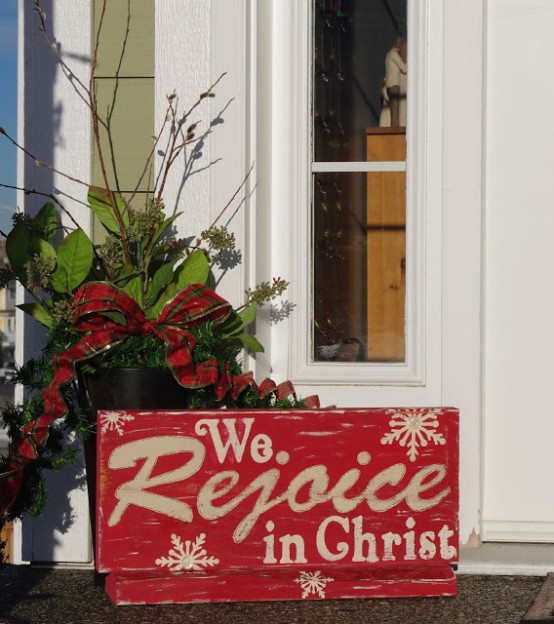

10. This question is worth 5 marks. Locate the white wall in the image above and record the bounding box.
[155,0,249,309]
[484,0,554,541]
[154,0,211,238]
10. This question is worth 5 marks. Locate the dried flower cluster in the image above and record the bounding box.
[25,256,56,293]
[201,225,236,252]
[246,277,290,306]
[126,199,166,244]
[96,236,124,275]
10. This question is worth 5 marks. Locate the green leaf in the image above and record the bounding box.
[29,237,57,260]
[148,282,177,319]
[122,274,143,306]
[112,264,139,286]
[146,260,178,309]
[175,250,209,288]
[51,229,93,292]
[88,186,129,234]
[50,265,68,293]
[238,302,257,328]
[219,304,257,339]
[100,310,127,326]
[150,213,182,250]
[17,303,53,328]
[237,333,265,353]
[34,202,58,240]
[147,251,209,318]
[6,221,29,280]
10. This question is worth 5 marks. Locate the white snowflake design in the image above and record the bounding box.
[99,411,135,436]
[294,570,334,599]
[155,533,220,572]
[380,408,446,462]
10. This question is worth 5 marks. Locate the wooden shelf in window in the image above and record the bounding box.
[366,128,406,362]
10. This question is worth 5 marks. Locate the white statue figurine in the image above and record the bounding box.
[380,36,407,128]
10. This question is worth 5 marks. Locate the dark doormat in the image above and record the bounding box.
[521,573,554,623]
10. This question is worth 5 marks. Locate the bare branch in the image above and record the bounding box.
[0,127,89,189]
[0,183,81,230]
[209,162,254,229]
[155,73,227,200]
[33,1,91,104]
[192,162,255,251]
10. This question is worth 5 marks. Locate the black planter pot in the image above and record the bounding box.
[79,367,193,412]
[79,368,193,556]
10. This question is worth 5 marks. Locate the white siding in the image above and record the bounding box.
[484,0,554,541]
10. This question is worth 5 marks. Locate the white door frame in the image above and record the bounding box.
[439,1,485,546]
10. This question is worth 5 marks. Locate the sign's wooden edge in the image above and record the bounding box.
[105,565,458,605]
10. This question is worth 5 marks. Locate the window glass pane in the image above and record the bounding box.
[313,0,407,162]
[312,0,408,364]
[312,171,405,363]
[313,171,367,362]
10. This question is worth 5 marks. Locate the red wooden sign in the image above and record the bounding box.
[96,407,459,605]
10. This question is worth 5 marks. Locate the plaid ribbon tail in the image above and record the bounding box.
[216,372,321,409]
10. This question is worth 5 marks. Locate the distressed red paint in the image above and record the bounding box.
[96,407,459,605]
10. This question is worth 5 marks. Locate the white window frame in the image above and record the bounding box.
[259,1,443,389]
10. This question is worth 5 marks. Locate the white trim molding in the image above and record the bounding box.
[459,543,554,576]
[312,161,407,173]
[484,521,554,544]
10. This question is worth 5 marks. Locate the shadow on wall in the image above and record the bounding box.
[20,0,92,566]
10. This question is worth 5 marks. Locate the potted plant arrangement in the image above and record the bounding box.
[0,1,318,563]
